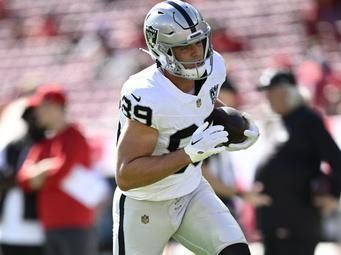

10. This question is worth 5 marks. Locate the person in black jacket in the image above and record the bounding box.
[255,69,341,255]
[0,99,45,255]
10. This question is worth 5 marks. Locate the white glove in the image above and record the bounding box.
[226,113,259,151]
[184,122,228,163]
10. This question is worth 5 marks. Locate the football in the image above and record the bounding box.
[206,107,249,146]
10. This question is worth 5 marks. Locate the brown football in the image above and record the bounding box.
[206,107,249,146]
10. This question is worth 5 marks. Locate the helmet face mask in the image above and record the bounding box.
[144,0,213,80]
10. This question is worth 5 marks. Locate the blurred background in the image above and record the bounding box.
[0,0,340,254]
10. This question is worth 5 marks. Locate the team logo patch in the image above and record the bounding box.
[146,26,158,48]
[210,84,219,105]
[141,214,149,224]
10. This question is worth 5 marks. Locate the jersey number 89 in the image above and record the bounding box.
[120,96,199,174]
[121,96,152,126]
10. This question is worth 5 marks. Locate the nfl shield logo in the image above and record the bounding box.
[196,98,202,108]
[141,214,149,224]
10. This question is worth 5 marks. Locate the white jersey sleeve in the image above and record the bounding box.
[119,77,159,129]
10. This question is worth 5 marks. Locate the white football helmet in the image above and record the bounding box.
[143,0,213,80]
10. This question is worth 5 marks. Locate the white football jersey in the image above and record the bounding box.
[117,51,226,201]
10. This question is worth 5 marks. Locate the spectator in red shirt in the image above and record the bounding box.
[17,85,98,255]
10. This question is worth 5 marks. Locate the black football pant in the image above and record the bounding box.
[263,237,318,255]
[1,244,43,255]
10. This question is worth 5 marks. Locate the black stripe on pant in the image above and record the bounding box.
[118,194,127,255]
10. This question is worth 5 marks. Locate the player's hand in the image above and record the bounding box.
[226,113,259,151]
[184,122,228,163]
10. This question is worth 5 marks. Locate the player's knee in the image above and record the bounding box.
[218,243,251,255]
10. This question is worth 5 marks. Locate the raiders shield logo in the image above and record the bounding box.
[145,26,158,48]
[210,84,219,105]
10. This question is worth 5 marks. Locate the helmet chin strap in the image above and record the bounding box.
[179,64,206,80]
[167,55,213,80]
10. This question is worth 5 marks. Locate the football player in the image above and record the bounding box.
[114,1,259,254]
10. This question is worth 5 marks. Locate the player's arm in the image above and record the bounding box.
[116,119,191,191]
[116,119,228,191]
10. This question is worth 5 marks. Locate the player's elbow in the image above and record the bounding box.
[116,177,131,191]
[116,165,133,191]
